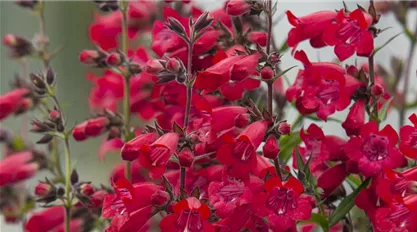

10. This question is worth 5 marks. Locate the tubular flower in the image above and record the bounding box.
[252,176,313,231]
[322,9,374,61]
[159,197,214,232]
[342,100,366,137]
[121,133,158,161]
[399,114,417,159]
[344,121,406,177]
[376,167,417,203]
[216,120,269,179]
[286,10,337,48]
[0,152,39,186]
[138,132,180,179]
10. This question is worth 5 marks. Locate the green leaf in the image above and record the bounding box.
[305,114,344,123]
[304,213,329,232]
[279,40,289,53]
[378,96,394,122]
[373,32,402,55]
[272,66,297,82]
[279,132,302,164]
[328,178,371,227]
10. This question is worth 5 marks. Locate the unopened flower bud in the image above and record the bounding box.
[85,117,110,137]
[146,59,164,74]
[106,53,122,66]
[79,50,100,65]
[179,148,194,167]
[166,58,181,73]
[15,0,39,9]
[128,63,142,75]
[49,110,61,122]
[3,34,33,58]
[151,190,170,207]
[371,84,384,97]
[194,11,213,33]
[35,183,52,196]
[277,121,291,135]
[248,31,267,47]
[261,66,274,80]
[235,113,250,128]
[90,190,107,207]
[3,34,16,46]
[72,122,88,141]
[29,73,46,90]
[226,0,251,16]
[268,52,280,65]
[263,135,280,159]
[80,183,95,196]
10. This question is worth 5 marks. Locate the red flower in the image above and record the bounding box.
[344,121,406,177]
[111,161,146,184]
[0,152,39,186]
[102,178,162,232]
[121,133,157,161]
[252,176,313,231]
[323,9,374,61]
[25,206,81,232]
[263,135,280,159]
[286,50,358,120]
[138,132,180,179]
[159,197,214,232]
[217,120,269,179]
[98,138,124,160]
[85,116,110,137]
[399,114,417,159]
[342,99,366,136]
[208,175,263,218]
[286,10,337,48]
[376,167,417,204]
[372,196,417,232]
[248,31,267,46]
[317,163,348,197]
[72,122,88,141]
[0,88,29,121]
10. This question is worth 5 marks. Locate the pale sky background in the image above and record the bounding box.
[1,0,416,231]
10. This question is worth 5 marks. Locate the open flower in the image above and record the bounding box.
[252,176,313,231]
[344,121,406,177]
[159,197,214,232]
[217,120,269,179]
[323,9,374,61]
[286,10,337,48]
[138,132,180,179]
[399,114,417,159]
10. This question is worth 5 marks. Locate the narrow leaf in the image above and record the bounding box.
[304,213,329,232]
[280,132,302,164]
[272,65,297,82]
[328,178,371,227]
[378,96,394,122]
[373,32,403,55]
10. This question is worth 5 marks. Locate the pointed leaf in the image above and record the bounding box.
[378,96,394,122]
[328,178,371,227]
[303,213,329,232]
[373,32,403,55]
[272,66,297,82]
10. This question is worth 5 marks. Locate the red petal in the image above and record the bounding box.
[322,24,339,46]
[379,125,399,145]
[355,31,374,57]
[360,121,378,138]
[334,43,355,61]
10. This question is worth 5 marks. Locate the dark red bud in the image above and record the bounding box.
[79,50,99,64]
[263,135,280,159]
[371,84,384,97]
[106,53,122,66]
[166,58,181,73]
[277,121,291,135]
[80,183,95,196]
[35,183,52,196]
[179,148,193,167]
[49,110,61,121]
[226,0,251,16]
[261,66,274,80]
[72,122,88,141]
[151,190,170,207]
[85,117,109,137]
[145,59,164,74]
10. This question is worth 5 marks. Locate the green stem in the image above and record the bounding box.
[63,137,72,232]
[368,54,378,122]
[120,0,132,181]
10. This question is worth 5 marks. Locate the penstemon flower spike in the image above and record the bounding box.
[1,0,417,231]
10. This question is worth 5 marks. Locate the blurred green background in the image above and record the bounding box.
[1,2,124,230]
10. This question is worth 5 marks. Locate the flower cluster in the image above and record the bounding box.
[1,1,417,232]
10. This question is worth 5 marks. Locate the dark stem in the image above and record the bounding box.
[399,20,417,127]
[368,54,378,122]
[273,158,282,179]
[266,1,273,55]
[180,167,186,199]
[183,39,194,134]
[38,0,49,68]
[267,80,273,113]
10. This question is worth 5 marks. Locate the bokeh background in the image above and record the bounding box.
[1,0,416,231]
